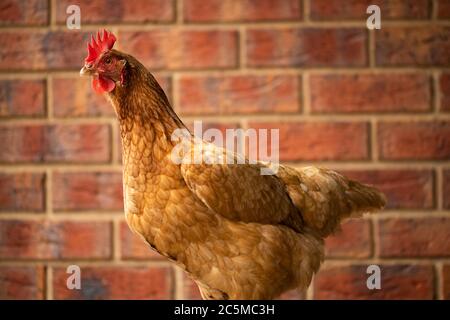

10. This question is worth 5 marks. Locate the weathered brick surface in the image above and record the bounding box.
[310,74,431,113]
[52,172,123,211]
[310,0,430,20]
[53,266,172,299]
[379,218,450,257]
[184,122,241,153]
[376,27,450,66]
[248,122,369,161]
[0,0,447,300]
[440,73,450,112]
[378,121,450,160]
[325,219,372,258]
[178,75,300,115]
[0,124,111,163]
[444,169,450,210]
[0,0,48,26]
[0,80,46,117]
[0,220,112,260]
[0,31,91,71]
[314,264,434,299]
[56,0,174,24]
[183,0,302,22]
[0,172,45,212]
[52,74,170,117]
[52,77,113,117]
[438,0,450,18]
[246,28,367,67]
[119,30,238,70]
[0,266,45,299]
[341,169,435,209]
[443,265,450,299]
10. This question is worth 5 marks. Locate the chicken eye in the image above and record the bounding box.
[104,57,112,65]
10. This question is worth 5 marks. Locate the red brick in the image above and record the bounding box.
[183,0,302,22]
[0,125,44,162]
[247,121,369,161]
[378,121,450,160]
[0,266,45,299]
[0,80,46,117]
[314,264,434,299]
[376,27,450,66]
[443,265,450,299]
[310,0,430,20]
[53,266,172,299]
[379,218,450,257]
[440,73,450,112]
[0,172,45,212]
[178,75,300,115]
[53,172,123,211]
[185,122,241,152]
[52,77,113,117]
[0,124,111,163]
[119,30,238,70]
[186,121,240,134]
[246,28,366,67]
[120,221,162,260]
[0,31,91,71]
[52,74,171,117]
[310,74,431,113]
[341,169,434,209]
[444,170,450,209]
[0,0,48,26]
[325,219,372,258]
[56,0,174,24]
[0,220,111,259]
[438,0,450,18]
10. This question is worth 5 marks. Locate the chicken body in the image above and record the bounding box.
[82,46,386,300]
[123,136,323,299]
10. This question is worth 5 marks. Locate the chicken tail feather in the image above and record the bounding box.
[278,166,386,237]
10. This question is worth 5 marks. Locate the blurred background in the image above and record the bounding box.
[0,0,449,300]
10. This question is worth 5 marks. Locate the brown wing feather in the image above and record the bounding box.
[180,143,296,224]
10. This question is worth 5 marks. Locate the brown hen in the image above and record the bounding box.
[80,30,386,300]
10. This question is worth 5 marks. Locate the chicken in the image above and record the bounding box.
[80,30,386,300]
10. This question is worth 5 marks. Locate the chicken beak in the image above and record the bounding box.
[80,65,94,77]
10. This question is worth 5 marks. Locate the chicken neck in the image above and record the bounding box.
[109,66,186,174]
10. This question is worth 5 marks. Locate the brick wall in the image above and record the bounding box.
[0,0,449,300]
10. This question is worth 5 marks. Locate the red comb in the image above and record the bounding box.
[85,29,117,64]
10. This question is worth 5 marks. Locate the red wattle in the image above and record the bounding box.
[92,76,115,94]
